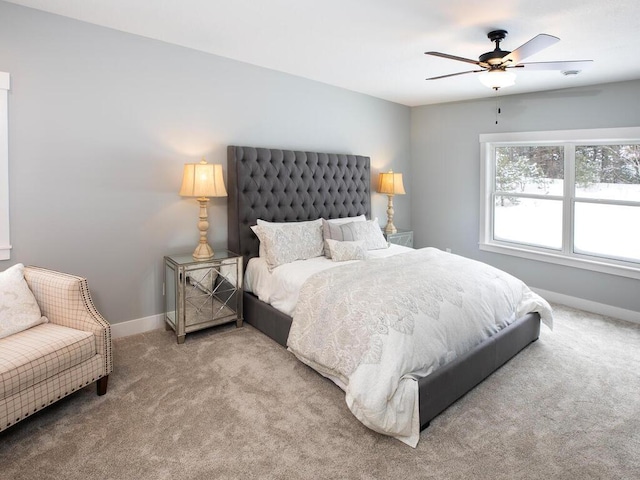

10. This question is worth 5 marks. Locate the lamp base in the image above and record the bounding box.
[192,197,215,261]
[383,223,397,235]
[192,242,214,261]
[384,194,397,235]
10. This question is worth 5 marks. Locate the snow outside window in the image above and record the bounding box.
[479,128,640,280]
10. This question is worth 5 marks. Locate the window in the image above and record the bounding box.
[0,72,9,260]
[480,128,640,280]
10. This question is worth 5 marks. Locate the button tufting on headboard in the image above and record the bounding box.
[227,146,371,268]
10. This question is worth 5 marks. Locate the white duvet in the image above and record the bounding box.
[286,248,553,447]
[244,244,414,316]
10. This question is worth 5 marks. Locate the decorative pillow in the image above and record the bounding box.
[253,219,323,258]
[250,225,266,258]
[325,215,367,225]
[322,215,367,256]
[322,218,388,258]
[0,264,48,339]
[326,239,368,262]
[253,221,324,270]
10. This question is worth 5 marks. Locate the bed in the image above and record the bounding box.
[227,145,551,446]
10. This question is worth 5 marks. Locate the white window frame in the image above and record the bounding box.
[480,127,640,280]
[0,72,10,260]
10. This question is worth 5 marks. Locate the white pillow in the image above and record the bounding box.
[253,219,323,258]
[325,215,367,225]
[322,215,367,256]
[250,225,266,258]
[253,221,324,271]
[326,239,368,262]
[322,218,388,258]
[0,264,48,339]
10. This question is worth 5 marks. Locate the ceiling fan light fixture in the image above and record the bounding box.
[479,70,516,90]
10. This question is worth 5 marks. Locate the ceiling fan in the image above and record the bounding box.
[425,30,593,90]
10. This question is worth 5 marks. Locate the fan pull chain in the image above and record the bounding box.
[494,87,501,125]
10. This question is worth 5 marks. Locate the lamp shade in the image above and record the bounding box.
[179,159,227,198]
[479,70,516,90]
[377,171,406,195]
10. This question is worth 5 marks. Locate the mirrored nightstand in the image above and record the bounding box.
[164,250,243,344]
[383,229,413,248]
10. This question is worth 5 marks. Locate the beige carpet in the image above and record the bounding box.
[1,304,639,480]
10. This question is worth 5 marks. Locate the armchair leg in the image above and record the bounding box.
[97,376,109,396]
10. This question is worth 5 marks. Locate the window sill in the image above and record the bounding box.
[479,242,640,280]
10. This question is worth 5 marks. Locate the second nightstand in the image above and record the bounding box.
[164,250,243,344]
[383,229,413,247]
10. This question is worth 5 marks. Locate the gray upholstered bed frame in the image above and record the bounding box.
[227,145,541,429]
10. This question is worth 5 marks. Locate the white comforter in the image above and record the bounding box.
[244,244,414,316]
[287,247,553,447]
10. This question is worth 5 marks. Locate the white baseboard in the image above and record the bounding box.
[110,313,165,339]
[532,288,640,325]
[108,289,640,338]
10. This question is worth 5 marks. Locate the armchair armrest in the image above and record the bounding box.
[23,266,113,377]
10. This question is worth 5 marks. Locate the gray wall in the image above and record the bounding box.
[3,0,637,324]
[0,2,411,324]
[411,80,640,313]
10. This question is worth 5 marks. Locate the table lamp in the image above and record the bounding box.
[179,158,227,260]
[377,170,406,235]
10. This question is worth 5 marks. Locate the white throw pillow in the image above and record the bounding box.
[253,221,324,271]
[322,218,388,258]
[0,264,48,339]
[326,239,368,262]
[326,215,367,225]
[322,215,366,256]
[253,219,323,258]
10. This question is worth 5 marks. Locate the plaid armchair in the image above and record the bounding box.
[0,266,112,432]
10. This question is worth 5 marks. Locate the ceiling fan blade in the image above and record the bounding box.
[501,34,560,65]
[514,60,594,71]
[425,51,483,66]
[426,70,484,80]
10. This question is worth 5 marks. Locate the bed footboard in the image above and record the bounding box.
[418,312,541,429]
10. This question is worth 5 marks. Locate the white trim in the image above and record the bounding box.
[0,72,10,260]
[532,288,640,325]
[109,290,640,339]
[478,141,492,248]
[480,126,640,143]
[563,143,575,256]
[110,313,165,339]
[479,127,640,279]
[479,242,640,280]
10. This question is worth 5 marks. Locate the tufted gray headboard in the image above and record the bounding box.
[227,146,371,267]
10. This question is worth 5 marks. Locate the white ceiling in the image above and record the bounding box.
[6,0,640,107]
